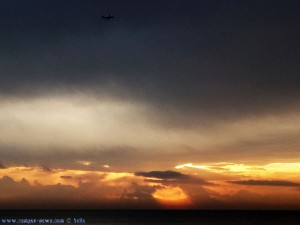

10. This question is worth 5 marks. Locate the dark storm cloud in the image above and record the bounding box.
[135,170,185,179]
[135,170,210,185]
[1,0,300,126]
[60,175,72,179]
[228,180,300,187]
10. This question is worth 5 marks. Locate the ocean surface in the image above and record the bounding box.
[1,210,300,225]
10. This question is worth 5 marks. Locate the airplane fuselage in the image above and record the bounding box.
[101,14,115,20]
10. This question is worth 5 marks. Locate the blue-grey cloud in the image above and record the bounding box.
[228,180,300,187]
[135,170,210,185]
[60,175,72,179]
[0,0,299,127]
[135,170,185,179]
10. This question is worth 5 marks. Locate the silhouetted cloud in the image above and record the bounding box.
[228,180,300,187]
[135,170,186,179]
[60,176,72,179]
[135,170,210,185]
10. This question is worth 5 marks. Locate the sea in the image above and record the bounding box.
[1,210,299,225]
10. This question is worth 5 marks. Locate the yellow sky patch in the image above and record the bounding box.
[175,162,300,181]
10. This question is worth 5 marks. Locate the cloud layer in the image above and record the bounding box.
[1,0,299,123]
[228,180,300,187]
[1,0,300,209]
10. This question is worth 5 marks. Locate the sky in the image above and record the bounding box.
[0,0,300,209]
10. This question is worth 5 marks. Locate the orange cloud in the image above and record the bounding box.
[1,163,300,209]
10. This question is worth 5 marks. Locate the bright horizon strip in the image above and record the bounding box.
[1,164,300,209]
[175,162,300,180]
[0,166,193,207]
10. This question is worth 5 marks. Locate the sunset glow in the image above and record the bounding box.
[1,0,300,211]
[152,186,192,208]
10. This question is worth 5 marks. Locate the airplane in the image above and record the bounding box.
[101,14,115,20]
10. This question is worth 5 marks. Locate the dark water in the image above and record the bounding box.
[1,210,300,225]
